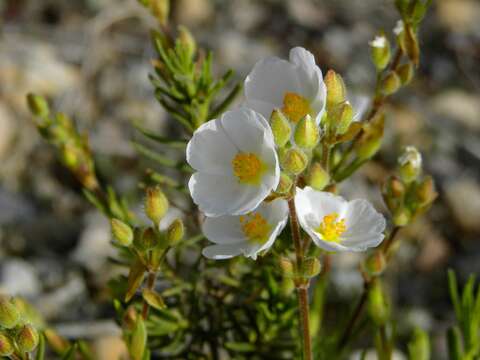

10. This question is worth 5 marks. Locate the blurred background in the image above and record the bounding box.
[0,0,479,358]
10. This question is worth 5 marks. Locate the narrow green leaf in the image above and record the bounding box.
[130,317,147,360]
[82,189,108,215]
[133,121,187,149]
[448,270,462,321]
[209,83,242,120]
[125,259,146,302]
[35,333,45,360]
[447,326,463,360]
[142,288,167,310]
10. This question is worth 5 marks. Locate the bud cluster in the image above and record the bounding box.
[382,147,437,227]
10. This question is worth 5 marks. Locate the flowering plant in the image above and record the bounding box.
[9,0,478,359]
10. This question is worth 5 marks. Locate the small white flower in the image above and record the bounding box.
[295,187,386,252]
[187,108,280,217]
[398,146,422,169]
[393,20,404,36]
[369,35,387,48]
[244,47,327,125]
[202,199,289,260]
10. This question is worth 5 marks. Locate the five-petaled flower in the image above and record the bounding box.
[244,47,327,125]
[202,199,289,260]
[295,187,386,252]
[187,108,280,217]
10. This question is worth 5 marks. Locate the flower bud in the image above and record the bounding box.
[415,176,437,206]
[0,297,20,329]
[363,252,386,277]
[382,176,405,212]
[279,257,295,278]
[122,306,138,331]
[369,35,391,71]
[325,70,346,110]
[294,115,319,149]
[368,280,389,326]
[177,26,196,59]
[145,186,168,225]
[381,71,401,95]
[134,227,157,251]
[270,109,291,148]
[276,172,293,194]
[166,219,184,246]
[398,146,422,183]
[111,219,133,247]
[397,62,414,85]
[0,334,14,356]
[150,0,169,26]
[393,207,411,227]
[27,93,50,118]
[355,113,384,161]
[408,327,430,360]
[307,162,330,191]
[281,148,308,175]
[329,101,353,135]
[16,324,40,353]
[129,318,147,360]
[302,257,322,278]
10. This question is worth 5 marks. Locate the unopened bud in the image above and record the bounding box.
[177,26,196,59]
[397,62,414,85]
[0,334,14,356]
[16,324,39,353]
[123,306,138,330]
[398,146,422,183]
[294,115,319,148]
[368,280,389,326]
[329,101,353,135]
[150,0,170,26]
[0,297,20,329]
[61,144,79,168]
[355,113,384,161]
[27,93,50,118]
[307,162,330,191]
[270,109,291,148]
[415,176,437,206]
[381,71,401,95]
[325,70,346,110]
[145,186,169,225]
[369,35,391,71]
[166,219,184,246]
[134,227,157,251]
[276,172,293,194]
[281,148,308,175]
[302,257,322,278]
[111,219,133,247]
[363,252,386,277]
[130,318,147,360]
[279,257,295,277]
[393,207,411,227]
[408,327,430,360]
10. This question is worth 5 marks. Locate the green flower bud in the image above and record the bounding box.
[398,146,422,183]
[368,280,389,326]
[369,35,391,71]
[363,252,386,277]
[325,70,346,110]
[355,113,384,161]
[302,257,322,278]
[16,324,40,353]
[134,227,158,251]
[0,334,14,356]
[27,93,50,118]
[408,327,430,360]
[279,257,295,278]
[276,172,293,194]
[166,219,184,246]
[150,0,169,26]
[281,148,308,175]
[397,62,414,85]
[177,26,196,59]
[382,176,405,213]
[145,186,169,225]
[294,115,319,149]
[393,207,411,227]
[415,176,437,207]
[307,162,330,191]
[381,71,401,95]
[329,101,353,135]
[270,109,291,148]
[111,219,133,247]
[0,297,20,329]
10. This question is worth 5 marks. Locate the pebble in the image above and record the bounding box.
[445,179,480,233]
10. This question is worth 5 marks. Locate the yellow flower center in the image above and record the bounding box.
[281,92,312,124]
[240,213,271,244]
[232,152,266,185]
[316,212,346,243]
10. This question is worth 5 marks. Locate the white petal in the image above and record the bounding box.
[295,187,347,226]
[186,118,236,175]
[342,199,386,237]
[341,233,385,251]
[202,214,245,244]
[202,244,243,259]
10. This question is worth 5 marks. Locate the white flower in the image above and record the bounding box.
[187,108,280,217]
[393,20,404,36]
[398,146,422,169]
[244,47,327,125]
[202,199,289,260]
[369,35,387,48]
[295,187,386,252]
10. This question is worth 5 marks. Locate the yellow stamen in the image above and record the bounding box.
[316,212,346,243]
[281,92,312,124]
[240,213,271,244]
[232,152,266,185]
